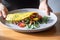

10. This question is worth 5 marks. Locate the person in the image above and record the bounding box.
[0,0,52,18]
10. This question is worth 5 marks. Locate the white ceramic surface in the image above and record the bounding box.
[0,8,57,32]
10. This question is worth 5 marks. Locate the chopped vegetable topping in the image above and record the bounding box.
[18,22,26,27]
[6,12,50,29]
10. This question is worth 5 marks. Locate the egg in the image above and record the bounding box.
[6,12,37,22]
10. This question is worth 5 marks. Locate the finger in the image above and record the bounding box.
[2,7,8,19]
[39,7,45,10]
[47,10,50,15]
[4,7,8,14]
[48,6,53,12]
[45,9,50,15]
[50,8,53,12]
[1,10,7,18]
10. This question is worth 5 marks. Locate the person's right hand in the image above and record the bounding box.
[0,3,8,19]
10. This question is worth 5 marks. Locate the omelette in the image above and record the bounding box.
[6,12,38,22]
[6,11,49,29]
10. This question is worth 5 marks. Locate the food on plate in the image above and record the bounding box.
[6,12,49,29]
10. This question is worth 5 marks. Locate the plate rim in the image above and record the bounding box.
[0,8,58,32]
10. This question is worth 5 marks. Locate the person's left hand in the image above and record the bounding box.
[39,1,52,15]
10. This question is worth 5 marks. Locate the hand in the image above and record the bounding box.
[0,3,8,19]
[39,1,52,15]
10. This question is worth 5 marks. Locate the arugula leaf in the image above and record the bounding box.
[42,16,49,23]
[28,24,32,28]
[33,21,39,28]
[25,18,30,24]
[38,16,49,24]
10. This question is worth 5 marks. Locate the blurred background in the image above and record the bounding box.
[48,0,60,13]
[0,0,60,13]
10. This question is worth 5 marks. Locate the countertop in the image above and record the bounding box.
[0,13,60,40]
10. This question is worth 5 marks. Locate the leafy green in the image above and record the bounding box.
[38,16,49,24]
[27,16,50,29]
[34,21,39,27]
[25,18,30,24]
[28,24,32,28]
[42,16,49,23]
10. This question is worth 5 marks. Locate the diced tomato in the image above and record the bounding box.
[30,15,36,19]
[30,16,34,19]
[18,22,26,27]
[38,15,42,19]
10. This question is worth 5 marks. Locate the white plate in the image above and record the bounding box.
[0,8,57,32]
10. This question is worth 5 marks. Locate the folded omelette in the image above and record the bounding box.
[6,12,37,22]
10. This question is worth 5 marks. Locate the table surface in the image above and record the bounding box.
[0,13,60,40]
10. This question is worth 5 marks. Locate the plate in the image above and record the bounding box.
[0,8,57,32]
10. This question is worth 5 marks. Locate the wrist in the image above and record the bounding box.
[40,0,48,4]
